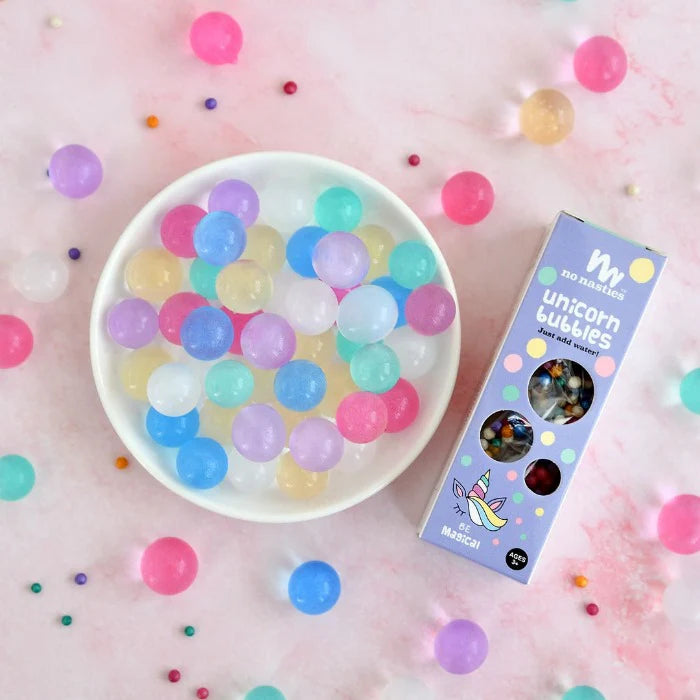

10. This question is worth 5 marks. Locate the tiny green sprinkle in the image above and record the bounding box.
[61,615,72,626]
[184,625,195,637]
[30,582,42,593]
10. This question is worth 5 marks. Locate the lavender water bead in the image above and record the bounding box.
[208,179,259,227]
[434,619,488,674]
[405,283,456,335]
[180,306,234,361]
[231,404,285,462]
[240,313,296,369]
[289,418,344,472]
[312,232,370,289]
[48,145,103,198]
[107,298,158,348]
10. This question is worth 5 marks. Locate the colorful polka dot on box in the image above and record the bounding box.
[420,212,666,583]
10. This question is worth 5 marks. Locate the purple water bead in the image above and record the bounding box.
[312,231,370,289]
[208,179,259,227]
[405,283,456,335]
[240,312,296,369]
[48,145,103,199]
[107,298,159,349]
[231,404,285,462]
[289,418,344,472]
[434,619,488,674]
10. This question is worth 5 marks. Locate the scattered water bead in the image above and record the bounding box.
[0,454,35,501]
[241,313,296,369]
[405,283,456,335]
[232,404,285,462]
[147,363,201,417]
[286,226,328,277]
[371,276,410,327]
[336,391,388,443]
[312,231,370,289]
[389,241,437,290]
[288,560,341,615]
[562,687,606,700]
[384,327,437,380]
[574,35,627,93]
[208,179,258,226]
[520,89,574,145]
[160,205,205,258]
[294,329,336,365]
[434,619,489,675]
[0,314,33,369]
[680,368,700,414]
[354,225,394,279]
[228,448,278,493]
[125,248,183,303]
[119,346,171,401]
[350,343,400,393]
[315,187,362,232]
[261,179,311,232]
[159,292,208,345]
[284,279,338,335]
[657,494,700,554]
[177,437,228,488]
[289,418,344,471]
[205,360,254,407]
[382,676,433,700]
[244,225,285,273]
[199,401,239,444]
[337,285,398,344]
[190,12,243,65]
[663,576,700,630]
[277,452,329,499]
[11,251,70,303]
[189,258,222,300]
[318,364,356,416]
[336,332,363,363]
[48,144,103,198]
[180,306,234,361]
[146,407,200,447]
[107,298,158,348]
[441,171,495,225]
[380,378,420,433]
[193,211,247,267]
[140,537,198,595]
[245,687,286,700]
[222,308,260,354]
[274,360,326,411]
[216,260,273,313]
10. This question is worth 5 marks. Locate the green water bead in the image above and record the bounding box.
[350,342,400,393]
[245,687,286,700]
[680,368,700,414]
[314,187,362,232]
[388,240,437,290]
[0,454,35,501]
[189,258,222,300]
[336,332,364,363]
[184,625,195,637]
[205,360,254,407]
[61,615,72,626]
[30,582,42,594]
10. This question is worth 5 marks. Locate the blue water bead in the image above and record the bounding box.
[176,437,228,488]
[274,359,326,411]
[146,408,200,447]
[189,258,222,300]
[193,211,247,266]
[371,276,410,327]
[286,226,328,277]
[180,306,234,361]
[314,187,362,232]
[288,560,341,615]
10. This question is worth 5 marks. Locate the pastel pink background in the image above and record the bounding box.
[0,1,698,699]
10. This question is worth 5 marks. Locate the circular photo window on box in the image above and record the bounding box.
[527,358,594,425]
[479,410,533,463]
[524,459,561,496]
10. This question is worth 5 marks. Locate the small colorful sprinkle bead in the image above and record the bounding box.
[74,573,87,585]
[114,456,129,469]
[585,603,599,616]
[184,625,196,637]
[146,115,159,128]
[407,154,420,166]
[575,575,588,588]
[168,669,181,683]
[68,247,81,260]
[283,81,297,94]
[196,689,210,699]
[48,15,63,28]
[61,615,72,626]
[30,582,42,593]
[204,98,217,110]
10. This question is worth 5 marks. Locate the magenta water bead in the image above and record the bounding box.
[240,313,296,369]
[657,494,700,555]
[48,145,103,199]
[312,232,370,289]
[289,418,344,472]
[441,171,494,225]
[405,283,456,335]
[161,205,206,258]
[107,298,158,348]
[140,537,198,595]
[574,36,627,93]
[190,12,243,65]
[434,619,489,674]
[159,292,208,345]
[0,314,33,369]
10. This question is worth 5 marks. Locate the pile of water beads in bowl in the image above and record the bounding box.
[106,178,457,501]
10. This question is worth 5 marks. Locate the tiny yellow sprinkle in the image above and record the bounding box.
[625,184,640,197]
[48,16,63,28]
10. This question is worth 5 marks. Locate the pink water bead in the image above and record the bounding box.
[657,494,700,555]
[160,205,206,258]
[190,12,243,65]
[380,378,420,433]
[336,392,388,443]
[159,292,209,345]
[574,36,627,93]
[0,314,33,369]
[221,308,260,355]
[140,537,198,595]
[441,171,494,225]
[405,283,456,335]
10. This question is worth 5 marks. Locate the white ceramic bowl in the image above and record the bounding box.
[90,152,460,522]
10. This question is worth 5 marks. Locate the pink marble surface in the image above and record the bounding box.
[0,1,698,698]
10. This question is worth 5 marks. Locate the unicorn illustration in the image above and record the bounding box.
[453,470,508,532]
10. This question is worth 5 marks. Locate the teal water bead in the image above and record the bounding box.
[680,368,700,414]
[0,454,35,501]
[388,241,437,290]
[350,342,400,393]
[245,687,286,700]
[314,187,362,232]
[336,332,364,363]
[562,687,605,700]
[205,360,254,407]
[189,258,222,300]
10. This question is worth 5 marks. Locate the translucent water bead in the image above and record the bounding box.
[562,688,606,700]
[312,231,370,289]
[190,12,243,65]
[284,279,338,335]
[288,560,341,615]
[314,187,362,232]
[382,677,433,700]
[657,494,700,554]
[228,448,278,493]
[146,408,199,447]
[108,298,158,349]
[0,315,34,369]
[277,452,329,499]
[140,537,198,595]
[289,418,344,471]
[240,313,296,369]
[205,360,254,407]
[208,179,259,226]
[294,329,336,365]
[680,368,700,414]
[520,89,574,145]
[354,225,394,279]
[189,258,222,300]
[389,241,437,290]
[232,404,285,462]
[337,285,398,344]
[176,437,228,489]
[318,364,357,416]
[274,360,326,411]
[380,378,420,432]
[48,144,103,199]
[371,276,410,328]
[158,292,208,345]
[160,205,205,258]
[384,326,437,380]
[244,687,286,700]
[193,211,247,266]
[11,251,69,303]
[336,392,388,443]
[286,226,328,278]
[125,248,183,303]
[441,171,495,225]
[180,306,234,361]
[405,283,456,335]
[261,178,311,232]
[574,36,627,93]
[434,619,489,674]
[216,260,273,313]
[350,343,400,393]
[147,363,201,417]
[199,401,239,444]
[243,225,285,274]
[120,346,172,401]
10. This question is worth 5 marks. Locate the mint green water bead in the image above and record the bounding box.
[245,687,286,700]
[314,187,362,232]
[0,454,35,501]
[189,258,222,300]
[388,241,437,289]
[336,332,363,363]
[680,368,700,414]
[350,342,400,393]
[205,360,254,407]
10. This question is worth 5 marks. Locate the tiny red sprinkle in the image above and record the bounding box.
[196,689,209,699]
[407,154,420,166]
[283,81,297,95]
[168,669,181,683]
[586,603,599,616]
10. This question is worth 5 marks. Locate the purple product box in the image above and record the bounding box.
[419,212,666,583]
